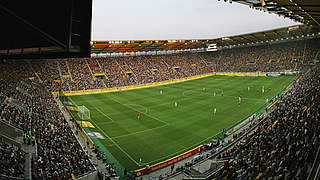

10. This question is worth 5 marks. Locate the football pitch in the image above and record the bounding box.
[69,75,296,171]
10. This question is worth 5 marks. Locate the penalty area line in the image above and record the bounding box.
[68,97,140,166]
[112,124,168,139]
[94,107,115,123]
[107,95,169,126]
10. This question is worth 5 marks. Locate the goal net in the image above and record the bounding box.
[78,105,90,120]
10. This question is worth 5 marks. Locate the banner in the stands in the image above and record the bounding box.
[54,72,216,96]
[77,121,95,128]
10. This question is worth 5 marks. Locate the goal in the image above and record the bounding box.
[78,105,90,120]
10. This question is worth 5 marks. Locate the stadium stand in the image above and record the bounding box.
[0,63,95,179]
[26,38,319,92]
[0,37,319,179]
[0,138,25,179]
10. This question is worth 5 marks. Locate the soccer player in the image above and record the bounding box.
[138,112,141,119]
[174,101,178,108]
[221,90,224,96]
[214,108,217,115]
[266,98,269,103]
[214,91,216,96]
[202,87,206,92]
[238,95,242,106]
[262,85,265,94]
[160,90,163,94]
[248,86,250,91]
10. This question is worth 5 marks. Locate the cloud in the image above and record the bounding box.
[92,0,299,40]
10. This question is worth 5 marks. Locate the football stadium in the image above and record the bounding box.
[1,0,320,180]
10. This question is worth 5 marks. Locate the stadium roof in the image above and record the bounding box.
[91,25,320,54]
[0,0,92,59]
[235,0,320,26]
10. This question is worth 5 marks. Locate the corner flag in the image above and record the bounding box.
[262,0,266,7]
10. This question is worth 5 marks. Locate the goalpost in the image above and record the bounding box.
[77,105,91,120]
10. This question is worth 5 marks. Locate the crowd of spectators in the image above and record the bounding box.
[214,65,320,179]
[0,138,25,179]
[201,39,320,72]
[0,62,95,179]
[25,38,318,92]
[67,58,105,90]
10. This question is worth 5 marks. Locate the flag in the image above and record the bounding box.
[262,0,266,7]
[302,106,307,116]
[272,120,278,129]
[71,173,75,180]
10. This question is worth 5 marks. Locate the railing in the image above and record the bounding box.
[0,119,23,140]
[0,134,22,148]
[307,138,320,180]
[77,170,98,180]
[0,175,24,180]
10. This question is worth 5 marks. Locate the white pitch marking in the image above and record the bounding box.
[90,119,140,166]
[107,95,169,125]
[69,97,140,166]
[95,107,115,123]
[112,124,167,139]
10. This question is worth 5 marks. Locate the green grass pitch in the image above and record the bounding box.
[70,75,296,171]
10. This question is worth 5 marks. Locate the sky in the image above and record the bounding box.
[92,0,300,40]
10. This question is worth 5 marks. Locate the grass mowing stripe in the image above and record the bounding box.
[69,75,296,170]
[143,129,223,165]
[142,100,265,165]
